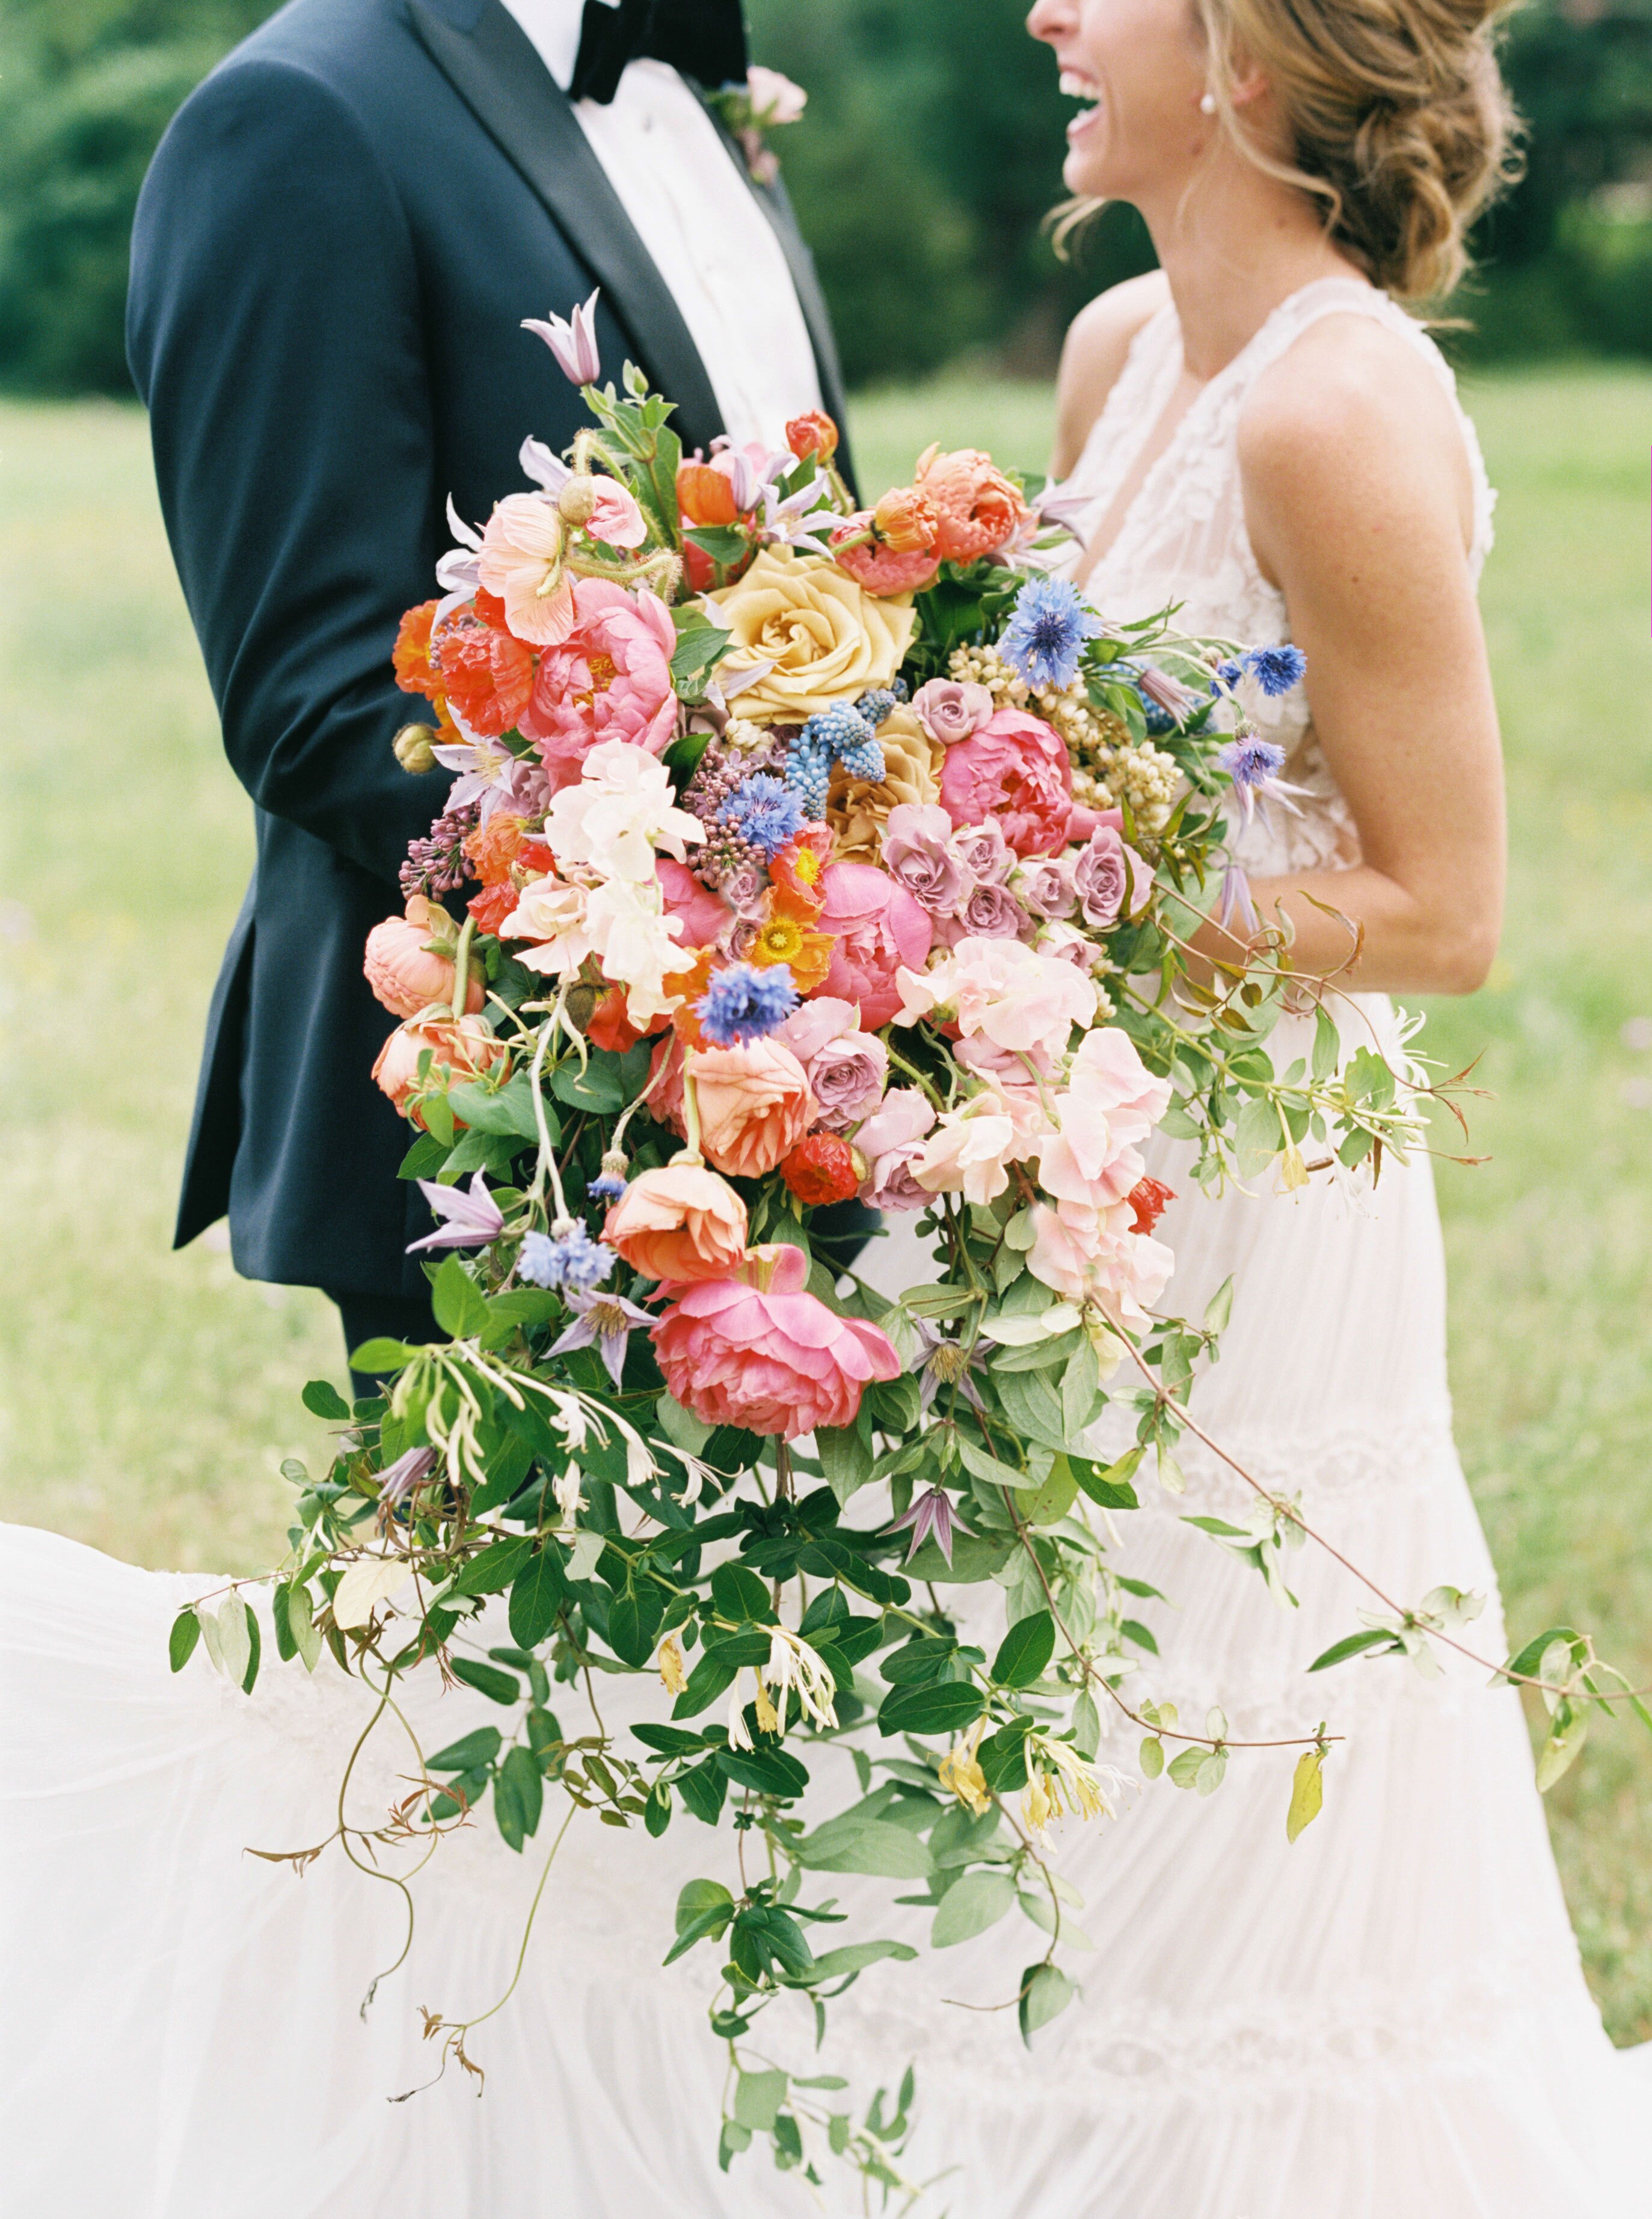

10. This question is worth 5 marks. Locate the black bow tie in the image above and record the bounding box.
[569,0,749,106]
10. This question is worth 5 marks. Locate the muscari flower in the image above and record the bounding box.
[696,960,800,1047]
[520,1221,616,1292]
[522,287,602,386]
[407,1171,506,1254]
[888,1484,971,1567]
[1243,643,1307,698]
[999,575,1105,692]
[548,1289,656,1389]
[719,772,806,860]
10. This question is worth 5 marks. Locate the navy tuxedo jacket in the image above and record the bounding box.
[128,0,853,1300]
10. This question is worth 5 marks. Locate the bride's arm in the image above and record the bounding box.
[1206,315,1505,997]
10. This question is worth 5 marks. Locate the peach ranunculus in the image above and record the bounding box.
[476,493,577,647]
[520,578,680,788]
[815,861,934,1030]
[364,895,484,1020]
[913,446,1031,565]
[705,546,917,724]
[829,491,941,596]
[372,1014,509,1129]
[652,1244,901,1440]
[897,936,1098,1055]
[603,1165,748,1283]
[648,1036,816,1179]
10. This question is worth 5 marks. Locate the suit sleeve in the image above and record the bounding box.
[127,56,452,886]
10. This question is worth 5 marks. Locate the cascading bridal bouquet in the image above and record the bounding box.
[165,296,1570,2196]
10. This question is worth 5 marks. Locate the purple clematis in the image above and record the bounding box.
[548,1290,656,1390]
[379,1445,439,1507]
[407,1173,506,1255]
[522,287,601,386]
[888,1485,972,1567]
[912,1319,994,1414]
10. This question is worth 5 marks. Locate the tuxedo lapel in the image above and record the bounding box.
[405,0,726,453]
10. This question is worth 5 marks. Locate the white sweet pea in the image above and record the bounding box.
[499,876,594,978]
[583,879,690,1028]
[543,741,703,883]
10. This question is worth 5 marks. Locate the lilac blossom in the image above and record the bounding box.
[548,1291,656,1390]
[407,1171,505,1254]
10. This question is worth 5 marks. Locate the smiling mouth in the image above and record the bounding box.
[1059,69,1102,138]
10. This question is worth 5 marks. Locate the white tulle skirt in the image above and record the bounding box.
[4,1004,1648,2215]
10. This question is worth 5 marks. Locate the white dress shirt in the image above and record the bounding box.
[496,0,823,453]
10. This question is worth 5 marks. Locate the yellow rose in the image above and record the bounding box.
[705,546,917,724]
[826,708,944,863]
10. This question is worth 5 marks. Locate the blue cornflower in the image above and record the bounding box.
[999,575,1104,692]
[588,1170,627,1205]
[1217,735,1286,791]
[1209,657,1244,694]
[520,1223,616,1292]
[720,773,806,860]
[696,961,799,1047]
[1243,644,1307,698]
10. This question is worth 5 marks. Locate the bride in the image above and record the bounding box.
[3,0,1648,2212]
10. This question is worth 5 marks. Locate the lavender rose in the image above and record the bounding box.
[854,1088,937,1212]
[934,879,1035,948]
[951,816,1015,887]
[1073,825,1152,928]
[1015,853,1078,920]
[911,678,994,746]
[881,801,969,915]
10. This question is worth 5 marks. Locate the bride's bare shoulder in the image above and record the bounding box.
[1238,309,1475,569]
[1052,270,1171,477]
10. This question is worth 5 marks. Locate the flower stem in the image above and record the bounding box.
[449,914,476,1023]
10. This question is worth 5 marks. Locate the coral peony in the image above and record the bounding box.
[476,493,577,646]
[393,600,442,701]
[652,1244,900,1440]
[604,1165,748,1283]
[432,604,535,737]
[814,861,933,1030]
[463,811,527,886]
[914,445,1031,564]
[372,1014,508,1129]
[780,1132,861,1208]
[939,708,1074,858]
[364,897,484,1020]
[521,578,680,785]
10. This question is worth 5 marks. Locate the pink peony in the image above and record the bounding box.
[604,1165,748,1283]
[652,1244,901,1440]
[853,1087,936,1211]
[913,446,1031,565]
[775,996,888,1131]
[657,858,734,951]
[364,896,483,1019]
[815,861,933,1030]
[520,579,679,789]
[939,708,1074,858]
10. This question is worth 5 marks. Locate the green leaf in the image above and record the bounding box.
[1307,1627,1399,1672]
[1060,1336,1104,1443]
[168,1607,200,1674]
[718,1742,810,1799]
[550,1053,627,1115]
[817,1423,875,1506]
[955,1436,1033,1491]
[1024,1456,1078,1529]
[426,1726,503,1773]
[992,1609,1055,1689]
[1536,1701,1590,1791]
[270,1584,295,1663]
[797,1818,935,1879]
[1202,1274,1235,1333]
[448,1072,545,1141]
[711,1561,776,1624]
[876,1680,983,1738]
[216,1595,251,1688]
[1140,1735,1165,1779]
[431,1254,490,1340]
[1072,1690,1101,1761]
[301,1379,352,1422]
[450,1536,535,1598]
[903,1532,1016,1585]
[675,1876,734,1933]
[499,1745,544,1842]
[1018,1962,1075,2045]
[733,2068,788,2134]
[1505,1625,1584,1681]
[676,1760,727,1825]
[674,1650,740,1719]
[287,1584,321,1672]
[685,524,750,566]
[801,1939,920,1981]
[669,621,732,693]
[931,1868,1016,1948]
[1070,1447,1142,1510]
[509,1550,568,1649]
[449,1655,521,1705]
[1286,1748,1324,1843]
[992,1365,1070,1453]
[607,1586,665,1668]
[348,1336,418,1375]
[1311,1004,1340,1082]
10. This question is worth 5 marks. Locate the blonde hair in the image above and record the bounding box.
[1057,0,1523,301]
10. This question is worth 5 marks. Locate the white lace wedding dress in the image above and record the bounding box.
[2,277,1646,2217]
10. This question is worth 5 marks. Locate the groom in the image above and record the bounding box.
[127,0,853,1366]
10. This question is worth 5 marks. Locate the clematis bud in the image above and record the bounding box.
[557,477,599,526]
[521,287,602,387]
[393,723,439,774]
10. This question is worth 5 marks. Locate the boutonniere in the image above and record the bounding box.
[708,65,807,187]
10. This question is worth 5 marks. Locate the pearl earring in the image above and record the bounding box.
[1199,91,1218,113]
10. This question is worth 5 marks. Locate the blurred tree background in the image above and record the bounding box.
[0,0,1648,394]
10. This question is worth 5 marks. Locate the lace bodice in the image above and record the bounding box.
[1052,275,1497,877]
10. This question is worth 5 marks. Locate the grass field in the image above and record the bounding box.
[1,370,1650,2037]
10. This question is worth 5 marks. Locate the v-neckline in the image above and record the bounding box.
[1073,275,1381,589]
